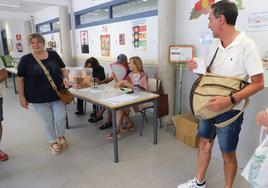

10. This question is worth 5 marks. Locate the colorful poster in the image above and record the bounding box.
[100,34,110,56]
[132,21,147,49]
[80,30,89,54]
[119,33,125,45]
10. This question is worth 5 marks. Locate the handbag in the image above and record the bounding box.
[32,53,74,105]
[189,48,249,128]
[241,128,268,187]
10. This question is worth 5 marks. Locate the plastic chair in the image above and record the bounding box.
[139,78,162,136]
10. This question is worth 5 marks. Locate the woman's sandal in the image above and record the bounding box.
[106,131,121,140]
[0,150,8,161]
[88,116,103,123]
[120,123,135,133]
[58,137,69,150]
[99,122,112,130]
[50,143,62,155]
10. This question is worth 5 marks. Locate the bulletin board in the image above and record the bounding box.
[169,45,195,63]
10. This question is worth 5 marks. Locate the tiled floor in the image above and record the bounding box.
[0,79,250,188]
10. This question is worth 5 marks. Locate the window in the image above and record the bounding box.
[36,18,60,34]
[112,0,157,18]
[80,8,109,25]
[38,24,51,33]
[75,0,158,29]
[52,21,60,31]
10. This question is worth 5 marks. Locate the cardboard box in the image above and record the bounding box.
[172,113,199,148]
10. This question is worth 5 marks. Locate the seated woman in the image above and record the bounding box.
[256,109,268,134]
[106,56,148,140]
[75,57,106,119]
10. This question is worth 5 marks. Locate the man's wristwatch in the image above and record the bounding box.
[230,95,236,104]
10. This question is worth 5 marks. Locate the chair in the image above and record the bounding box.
[139,78,169,136]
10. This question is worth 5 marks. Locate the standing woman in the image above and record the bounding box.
[17,33,69,155]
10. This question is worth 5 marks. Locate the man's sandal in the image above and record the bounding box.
[0,150,8,161]
[50,143,62,155]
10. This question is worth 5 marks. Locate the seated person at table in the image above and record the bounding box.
[93,54,131,129]
[106,56,148,140]
[75,57,106,117]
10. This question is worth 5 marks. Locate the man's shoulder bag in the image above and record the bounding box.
[189,48,249,128]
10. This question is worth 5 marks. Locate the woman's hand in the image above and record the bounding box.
[256,111,268,131]
[19,95,29,109]
[63,77,69,87]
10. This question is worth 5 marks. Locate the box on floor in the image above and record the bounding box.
[172,113,199,148]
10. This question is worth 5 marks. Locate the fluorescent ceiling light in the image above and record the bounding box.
[0,2,20,8]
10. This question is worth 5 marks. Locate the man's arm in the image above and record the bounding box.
[207,73,264,111]
[0,69,7,83]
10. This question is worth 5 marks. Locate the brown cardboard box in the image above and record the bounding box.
[172,113,199,148]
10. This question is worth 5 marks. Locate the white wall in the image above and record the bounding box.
[72,0,110,12]
[34,6,59,24]
[33,0,158,66]
[175,0,268,167]
[5,20,30,58]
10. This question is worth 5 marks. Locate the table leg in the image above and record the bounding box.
[112,109,119,163]
[12,73,17,94]
[153,98,158,144]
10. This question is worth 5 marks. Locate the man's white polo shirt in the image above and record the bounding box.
[206,31,263,78]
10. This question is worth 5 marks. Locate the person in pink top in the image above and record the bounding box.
[106,56,148,140]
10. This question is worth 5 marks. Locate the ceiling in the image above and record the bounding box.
[0,0,69,14]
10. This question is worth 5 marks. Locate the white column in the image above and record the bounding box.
[24,20,32,53]
[157,0,176,122]
[58,5,73,66]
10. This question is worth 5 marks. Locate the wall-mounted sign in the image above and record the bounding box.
[169,45,195,63]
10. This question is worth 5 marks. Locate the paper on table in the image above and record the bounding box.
[78,88,103,93]
[193,57,206,75]
[102,94,138,105]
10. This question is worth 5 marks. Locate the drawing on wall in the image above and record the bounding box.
[190,0,215,20]
[100,34,110,56]
[132,20,147,49]
[7,39,13,52]
[80,30,89,54]
[190,0,244,20]
[47,35,57,50]
[247,12,268,32]
[119,33,125,45]
[15,33,23,52]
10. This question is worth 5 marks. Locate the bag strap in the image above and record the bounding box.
[215,98,249,128]
[32,53,60,95]
[207,47,219,73]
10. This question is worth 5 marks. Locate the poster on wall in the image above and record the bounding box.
[47,35,57,51]
[80,30,89,54]
[100,34,110,56]
[132,19,147,49]
[15,33,23,52]
[247,12,268,32]
[119,33,125,45]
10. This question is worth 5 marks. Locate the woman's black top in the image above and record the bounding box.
[17,51,65,103]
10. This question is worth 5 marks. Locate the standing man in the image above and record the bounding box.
[0,57,8,161]
[177,1,264,188]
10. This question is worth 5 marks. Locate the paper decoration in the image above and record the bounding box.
[110,63,128,80]
[80,30,89,54]
[100,34,110,56]
[190,0,215,20]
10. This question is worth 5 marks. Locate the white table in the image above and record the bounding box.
[5,67,18,95]
[69,84,159,163]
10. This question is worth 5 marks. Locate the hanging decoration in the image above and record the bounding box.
[190,0,215,20]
